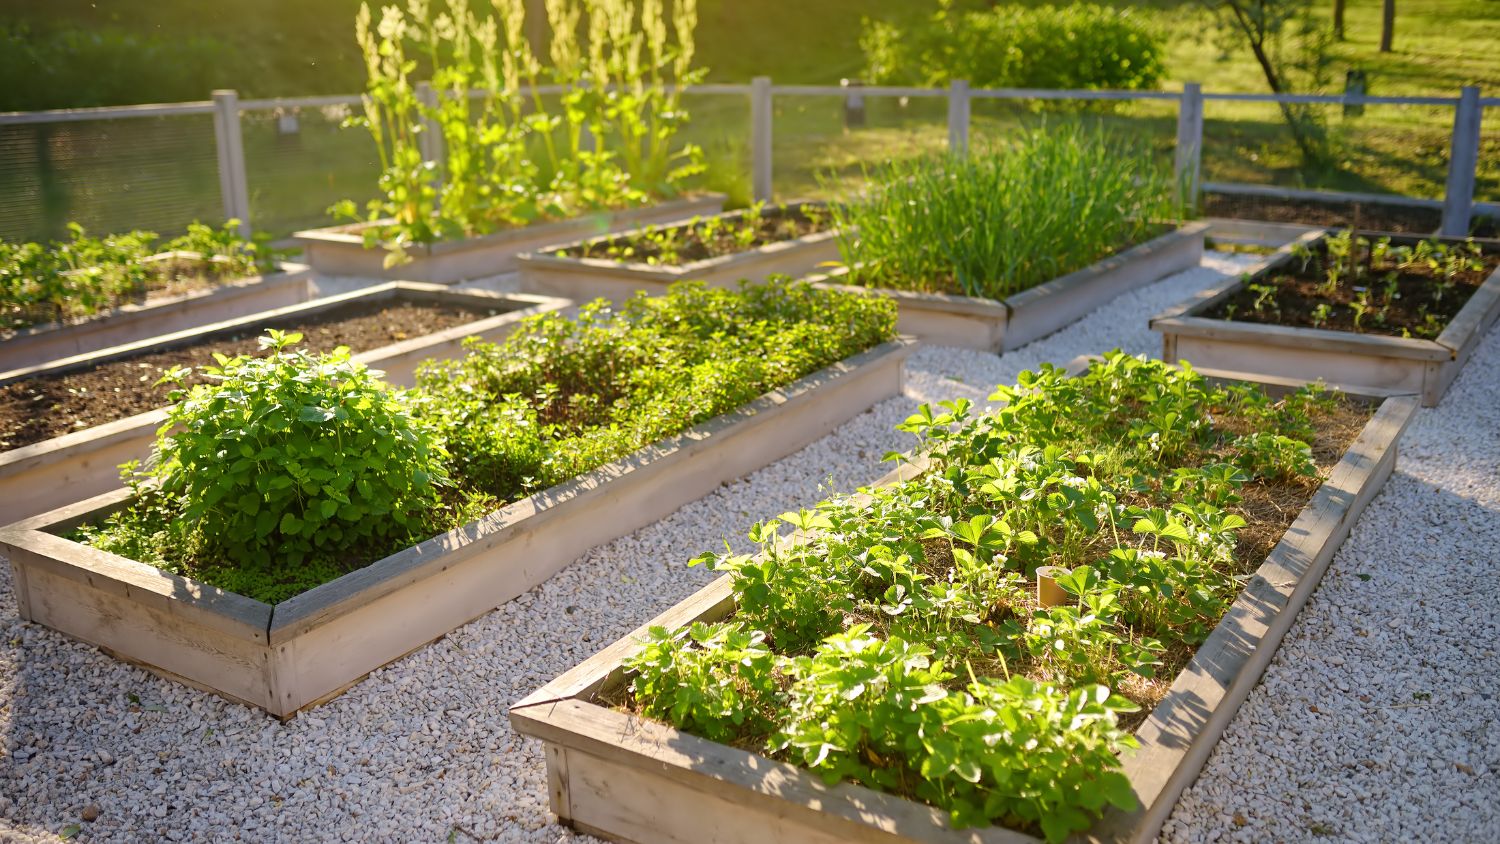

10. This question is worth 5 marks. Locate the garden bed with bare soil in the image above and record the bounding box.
[0,300,494,451]
[1154,230,1500,406]
[1202,193,1442,234]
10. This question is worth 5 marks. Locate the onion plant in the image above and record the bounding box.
[824,125,1185,301]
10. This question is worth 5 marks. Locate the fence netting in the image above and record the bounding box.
[0,114,221,243]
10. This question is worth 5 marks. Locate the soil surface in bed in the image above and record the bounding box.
[1,301,492,450]
[1205,239,1499,338]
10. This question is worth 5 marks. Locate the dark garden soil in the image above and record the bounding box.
[0,301,491,450]
[556,205,828,265]
[1203,193,1443,234]
[1206,237,1499,338]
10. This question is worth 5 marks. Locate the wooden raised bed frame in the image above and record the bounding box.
[0,283,568,526]
[0,261,317,374]
[515,202,840,301]
[1152,229,1500,407]
[292,194,726,283]
[807,223,1208,353]
[509,371,1418,844]
[0,337,915,718]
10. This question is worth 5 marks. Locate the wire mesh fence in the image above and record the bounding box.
[0,114,221,243]
[240,102,380,239]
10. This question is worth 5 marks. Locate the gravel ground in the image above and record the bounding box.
[3,250,1494,843]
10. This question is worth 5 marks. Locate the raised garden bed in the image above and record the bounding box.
[294,195,727,283]
[810,223,1207,352]
[1153,229,1500,407]
[0,283,566,526]
[516,203,839,302]
[0,330,914,718]
[510,356,1417,844]
[0,261,318,374]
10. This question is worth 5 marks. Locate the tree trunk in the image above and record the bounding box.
[1333,0,1346,39]
[1380,0,1395,52]
[1241,32,1322,162]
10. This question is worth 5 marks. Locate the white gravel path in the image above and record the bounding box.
[3,250,1493,843]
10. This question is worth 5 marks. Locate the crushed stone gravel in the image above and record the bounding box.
[5,251,1493,843]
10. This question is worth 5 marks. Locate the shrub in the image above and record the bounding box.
[862,2,1165,92]
[79,330,450,602]
[824,125,1183,300]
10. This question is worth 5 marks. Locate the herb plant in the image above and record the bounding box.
[415,279,897,504]
[625,353,1356,841]
[77,330,453,603]
[824,126,1184,301]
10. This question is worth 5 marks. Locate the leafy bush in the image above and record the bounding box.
[415,279,897,503]
[0,220,276,331]
[78,330,451,602]
[861,2,1165,92]
[627,353,1350,841]
[335,0,705,259]
[825,126,1183,300]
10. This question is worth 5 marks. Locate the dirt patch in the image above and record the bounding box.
[555,205,828,265]
[1205,233,1499,338]
[1203,193,1444,233]
[1,301,492,450]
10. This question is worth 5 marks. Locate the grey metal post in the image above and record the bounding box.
[416,81,446,177]
[211,90,252,236]
[751,76,773,203]
[1174,82,1204,210]
[948,79,971,157]
[1440,86,1482,237]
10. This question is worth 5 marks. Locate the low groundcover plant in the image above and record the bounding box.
[76,280,896,604]
[623,353,1360,842]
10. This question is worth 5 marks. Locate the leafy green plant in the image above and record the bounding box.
[823,126,1184,301]
[625,353,1349,841]
[78,330,451,602]
[1,220,272,331]
[416,279,897,504]
[334,0,704,262]
[862,2,1165,93]
[557,203,828,266]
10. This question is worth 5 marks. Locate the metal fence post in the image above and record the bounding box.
[948,79,971,157]
[1174,82,1204,210]
[211,90,252,236]
[751,76,773,203]
[1440,86,1482,237]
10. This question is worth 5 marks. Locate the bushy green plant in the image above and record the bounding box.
[627,353,1348,841]
[415,279,896,503]
[78,330,451,602]
[0,220,274,331]
[824,126,1183,301]
[334,0,704,261]
[862,2,1165,92]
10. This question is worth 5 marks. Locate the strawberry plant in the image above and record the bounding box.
[625,353,1359,841]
